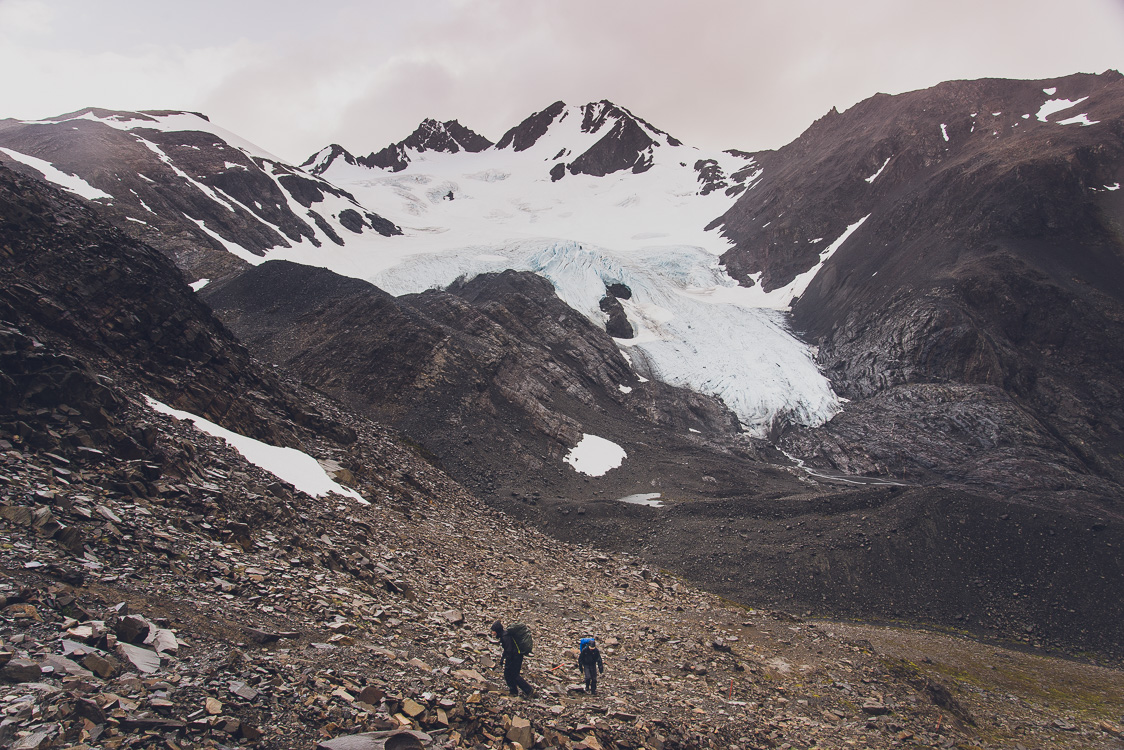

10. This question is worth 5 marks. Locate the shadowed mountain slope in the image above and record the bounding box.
[705,73,1124,496]
[200,260,758,502]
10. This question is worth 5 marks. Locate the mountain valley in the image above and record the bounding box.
[1,72,1124,749]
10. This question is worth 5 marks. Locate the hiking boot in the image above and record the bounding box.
[522,687,535,699]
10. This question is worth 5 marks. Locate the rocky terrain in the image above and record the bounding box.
[5,402,1124,750]
[196,259,1124,663]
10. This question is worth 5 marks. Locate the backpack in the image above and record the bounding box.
[579,637,594,652]
[507,623,533,655]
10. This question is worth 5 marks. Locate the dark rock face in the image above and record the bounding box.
[565,101,671,177]
[599,295,633,338]
[495,101,567,151]
[0,109,400,283]
[358,119,493,172]
[605,282,632,300]
[694,158,728,195]
[0,163,350,450]
[568,114,656,176]
[705,72,1124,493]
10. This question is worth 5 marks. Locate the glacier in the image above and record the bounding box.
[372,238,840,435]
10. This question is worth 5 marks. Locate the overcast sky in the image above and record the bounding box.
[2,0,1123,164]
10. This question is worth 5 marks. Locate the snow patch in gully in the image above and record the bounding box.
[145,397,367,503]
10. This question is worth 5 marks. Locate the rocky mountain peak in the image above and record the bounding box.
[580,99,681,145]
[579,99,624,133]
[563,102,667,178]
[301,143,357,175]
[357,118,493,172]
[406,118,493,154]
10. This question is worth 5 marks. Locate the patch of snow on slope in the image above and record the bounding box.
[1036,97,1089,122]
[0,147,112,200]
[186,217,264,266]
[145,397,366,503]
[617,493,663,507]
[1056,113,1099,126]
[865,157,891,183]
[564,434,626,476]
[718,215,870,312]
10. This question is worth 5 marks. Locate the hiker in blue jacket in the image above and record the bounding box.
[578,636,604,695]
[492,620,534,698]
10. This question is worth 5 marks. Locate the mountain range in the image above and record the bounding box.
[1,70,1123,675]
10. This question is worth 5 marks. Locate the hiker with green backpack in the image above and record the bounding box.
[491,620,535,698]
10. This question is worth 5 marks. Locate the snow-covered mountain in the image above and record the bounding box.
[0,100,841,438]
[0,108,400,280]
[706,71,1124,490]
[298,100,839,436]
